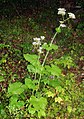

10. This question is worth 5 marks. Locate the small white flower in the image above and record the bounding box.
[37,47,43,54]
[58,8,66,16]
[60,24,66,27]
[58,8,66,11]
[33,37,41,46]
[68,13,76,19]
[59,21,64,24]
[37,38,41,41]
[33,37,41,41]
[33,37,37,41]
[32,41,41,46]
[32,42,37,45]
[40,36,45,40]
[58,11,66,16]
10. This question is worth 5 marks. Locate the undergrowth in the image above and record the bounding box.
[0,7,84,119]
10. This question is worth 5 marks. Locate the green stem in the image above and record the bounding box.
[34,53,40,80]
[42,31,58,67]
[38,31,58,89]
[63,17,70,23]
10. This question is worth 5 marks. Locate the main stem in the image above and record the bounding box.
[42,31,58,67]
[38,31,58,89]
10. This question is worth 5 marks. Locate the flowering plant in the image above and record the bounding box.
[23,8,76,118]
[7,8,83,119]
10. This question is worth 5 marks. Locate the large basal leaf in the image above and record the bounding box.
[29,96,47,110]
[28,96,47,118]
[8,82,24,96]
[9,99,24,113]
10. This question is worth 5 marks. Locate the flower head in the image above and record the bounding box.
[68,13,76,19]
[58,8,66,16]
[33,37,41,41]
[32,42,37,46]
[60,24,66,27]
[40,36,45,40]
[33,37,41,46]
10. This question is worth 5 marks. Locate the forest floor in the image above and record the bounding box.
[0,6,84,118]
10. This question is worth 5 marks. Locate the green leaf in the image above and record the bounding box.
[45,64,61,77]
[9,96,24,113]
[10,95,18,104]
[51,64,61,76]
[55,86,64,93]
[16,101,24,109]
[24,54,39,65]
[49,44,58,50]
[25,78,34,89]
[42,43,58,51]
[42,43,49,50]
[29,96,47,117]
[67,106,72,113]
[28,105,36,114]
[8,82,24,96]
[27,65,36,73]
[25,78,38,91]
[46,91,55,98]
[39,97,47,110]
[55,27,61,33]
[38,110,46,118]
[27,63,43,74]
[41,78,49,85]
[0,44,10,49]
[49,79,60,88]
[0,76,4,82]
[55,97,63,103]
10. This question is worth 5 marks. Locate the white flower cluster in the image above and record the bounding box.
[68,13,76,19]
[58,8,66,16]
[58,8,76,28]
[32,36,45,54]
[33,37,41,46]
[58,8,76,19]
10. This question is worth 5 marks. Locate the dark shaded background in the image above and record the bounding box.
[0,0,84,18]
